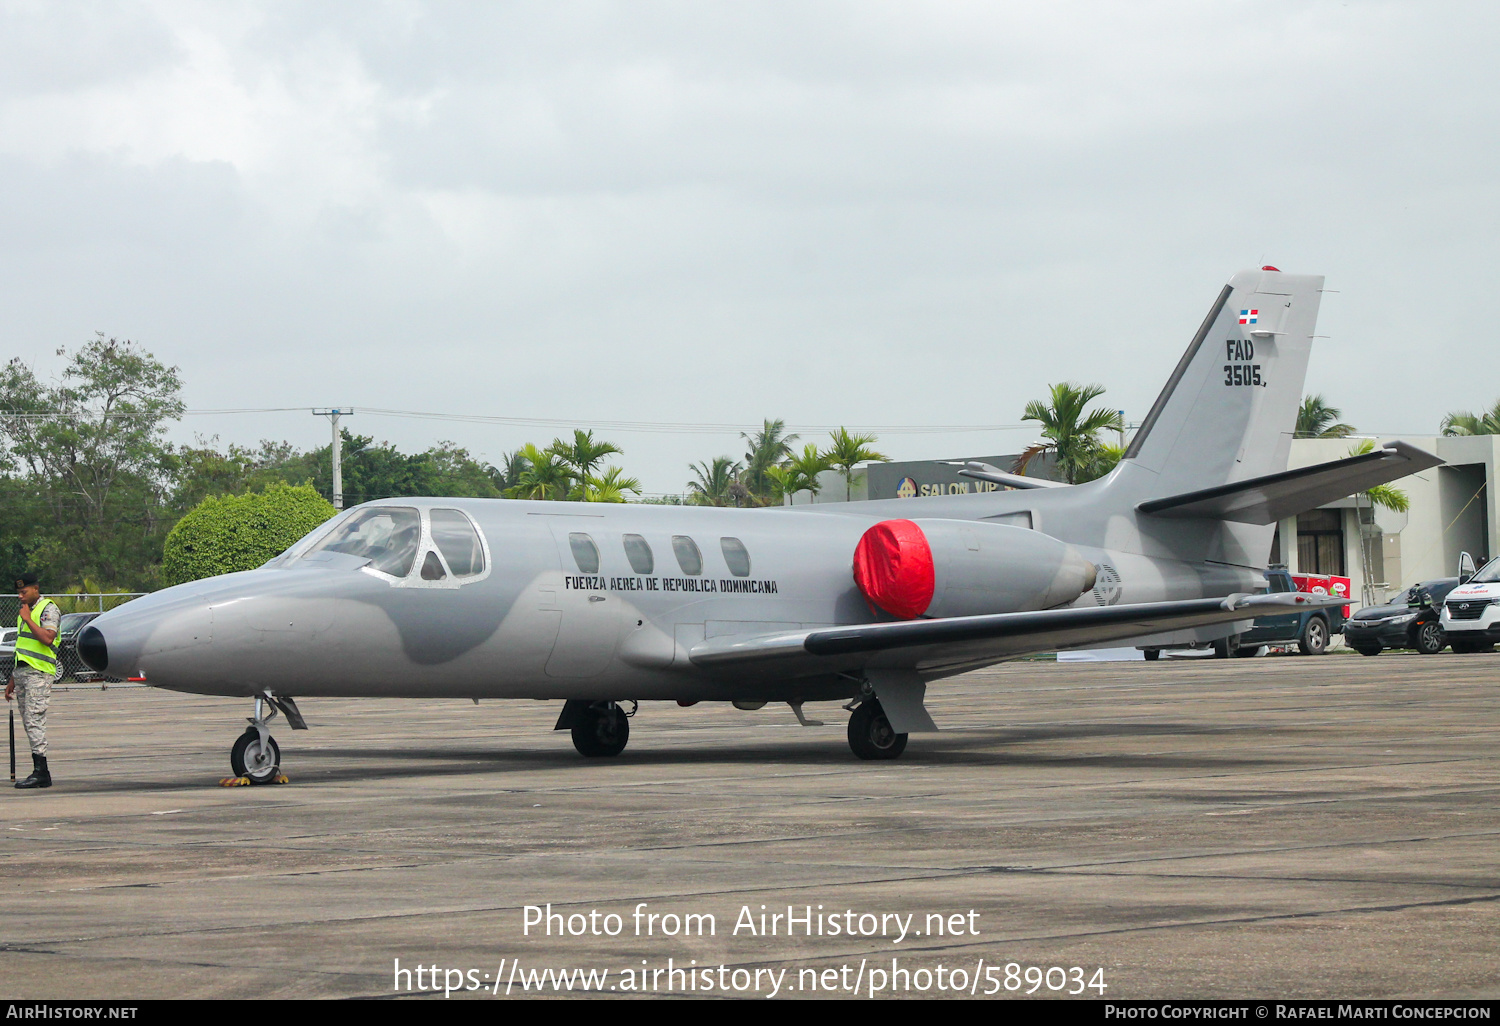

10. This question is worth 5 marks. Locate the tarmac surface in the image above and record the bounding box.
[0,652,1496,1000]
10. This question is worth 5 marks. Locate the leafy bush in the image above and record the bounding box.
[162,484,337,586]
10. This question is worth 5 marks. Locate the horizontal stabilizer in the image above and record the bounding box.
[955,462,1066,490]
[690,592,1343,679]
[1135,441,1442,525]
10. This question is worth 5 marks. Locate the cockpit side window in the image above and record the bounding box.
[622,534,654,575]
[431,509,485,576]
[672,535,702,576]
[569,533,601,574]
[420,551,447,581]
[303,507,421,578]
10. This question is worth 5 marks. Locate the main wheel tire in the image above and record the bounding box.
[847,700,907,761]
[230,728,281,784]
[571,703,630,757]
[1143,648,1161,661]
[1353,645,1381,657]
[1450,639,1493,654]
[1413,620,1447,655]
[1297,617,1329,656]
[1212,633,1242,659]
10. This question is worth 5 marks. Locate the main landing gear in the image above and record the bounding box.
[846,699,907,761]
[560,700,633,757]
[229,692,306,784]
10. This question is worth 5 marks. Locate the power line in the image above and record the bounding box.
[2,406,1033,435]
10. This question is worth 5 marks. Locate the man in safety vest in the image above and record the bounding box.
[6,572,59,789]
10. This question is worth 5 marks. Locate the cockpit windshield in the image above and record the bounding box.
[302,507,421,577]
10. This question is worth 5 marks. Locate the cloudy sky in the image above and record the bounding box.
[2,1,1496,493]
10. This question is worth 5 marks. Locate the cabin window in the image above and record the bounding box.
[672,535,703,576]
[420,550,447,581]
[720,537,751,577]
[430,509,484,576]
[622,534,654,575]
[569,533,601,574]
[303,506,421,578]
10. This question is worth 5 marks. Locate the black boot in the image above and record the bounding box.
[15,753,51,789]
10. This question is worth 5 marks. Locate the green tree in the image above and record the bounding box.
[687,457,744,506]
[508,443,574,500]
[1441,400,1500,436]
[741,418,799,503]
[549,429,623,482]
[581,466,642,503]
[1012,382,1123,485]
[764,442,829,503]
[161,483,336,586]
[304,431,502,503]
[0,334,185,588]
[1295,395,1356,438]
[171,437,313,510]
[822,428,888,502]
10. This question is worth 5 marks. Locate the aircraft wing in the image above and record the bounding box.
[689,592,1342,681]
[1135,441,1441,524]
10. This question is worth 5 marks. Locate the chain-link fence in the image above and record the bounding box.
[1,593,148,686]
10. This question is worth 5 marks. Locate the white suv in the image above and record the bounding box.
[1439,555,1500,653]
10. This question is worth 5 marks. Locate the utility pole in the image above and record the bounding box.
[312,408,353,509]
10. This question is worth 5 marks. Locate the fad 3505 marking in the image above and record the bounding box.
[1224,338,1266,387]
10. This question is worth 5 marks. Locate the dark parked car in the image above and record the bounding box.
[1343,578,1457,656]
[1231,565,1345,656]
[1141,565,1344,659]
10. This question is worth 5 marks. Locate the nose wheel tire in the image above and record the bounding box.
[571,703,630,757]
[847,700,907,761]
[230,729,282,785]
[1414,621,1446,655]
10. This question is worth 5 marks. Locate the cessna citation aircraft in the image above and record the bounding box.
[79,268,1440,782]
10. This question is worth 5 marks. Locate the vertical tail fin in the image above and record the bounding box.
[1122,268,1324,496]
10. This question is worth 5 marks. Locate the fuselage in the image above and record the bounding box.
[86,467,1266,704]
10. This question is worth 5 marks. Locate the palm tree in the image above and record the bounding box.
[492,449,530,492]
[507,443,574,500]
[765,443,829,504]
[823,427,888,502]
[1441,400,1500,436]
[687,457,744,506]
[740,418,799,503]
[1012,382,1124,485]
[1295,395,1356,438]
[580,466,641,503]
[548,429,623,481]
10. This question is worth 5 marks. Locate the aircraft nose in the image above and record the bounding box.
[78,626,108,673]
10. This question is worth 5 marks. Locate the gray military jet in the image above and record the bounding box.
[78,268,1439,780]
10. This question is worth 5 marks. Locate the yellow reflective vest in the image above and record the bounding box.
[15,597,59,674]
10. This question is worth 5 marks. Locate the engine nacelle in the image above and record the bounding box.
[852,518,1097,619]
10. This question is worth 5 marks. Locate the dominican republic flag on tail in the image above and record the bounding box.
[1239,309,1258,324]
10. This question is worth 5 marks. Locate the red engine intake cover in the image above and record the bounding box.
[852,519,935,620]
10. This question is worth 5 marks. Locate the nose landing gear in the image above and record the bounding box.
[226,692,305,785]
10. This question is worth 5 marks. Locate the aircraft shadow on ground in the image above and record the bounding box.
[52,723,1280,793]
